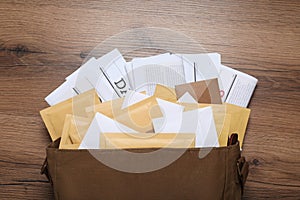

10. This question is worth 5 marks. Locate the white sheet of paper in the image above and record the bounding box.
[193,107,219,147]
[79,112,137,149]
[45,81,77,106]
[127,53,186,95]
[65,67,80,82]
[45,57,100,105]
[219,65,257,107]
[98,50,131,98]
[73,49,130,102]
[180,53,221,82]
[70,57,100,93]
[152,98,185,133]
[152,107,219,148]
[46,53,123,105]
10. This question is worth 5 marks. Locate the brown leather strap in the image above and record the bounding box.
[40,139,60,185]
[40,157,53,185]
[237,156,249,194]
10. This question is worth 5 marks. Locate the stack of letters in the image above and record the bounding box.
[40,49,257,149]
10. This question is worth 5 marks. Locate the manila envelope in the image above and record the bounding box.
[59,114,92,149]
[175,78,222,104]
[181,103,250,147]
[100,133,195,149]
[40,89,101,141]
[91,96,163,133]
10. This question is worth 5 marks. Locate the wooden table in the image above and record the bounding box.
[0,0,299,199]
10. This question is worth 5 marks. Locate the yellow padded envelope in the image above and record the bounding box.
[91,96,163,133]
[59,114,91,149]
[153,84,177,103]
[100,133,195,149]
[40,89,101,141]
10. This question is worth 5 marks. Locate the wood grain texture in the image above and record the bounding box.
[0,0,299,199]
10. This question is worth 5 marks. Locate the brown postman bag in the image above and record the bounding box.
[41,139,248,200]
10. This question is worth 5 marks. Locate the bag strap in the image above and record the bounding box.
[237,156,249,194]
[40,139,61,184]
[41,157,52,185]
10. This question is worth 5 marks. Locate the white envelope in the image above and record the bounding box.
[79,112,137,149]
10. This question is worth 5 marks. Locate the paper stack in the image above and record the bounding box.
[40,49,257,150]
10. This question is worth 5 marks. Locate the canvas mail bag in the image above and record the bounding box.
[41,139,248,200]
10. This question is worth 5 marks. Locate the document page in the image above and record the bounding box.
[180,53,221,82]
[45,81,77,106]
[128,53,186,95]
[219,65,257,107]
[74,49,131,101]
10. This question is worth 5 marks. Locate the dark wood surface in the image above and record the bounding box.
[0,0,299,199]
